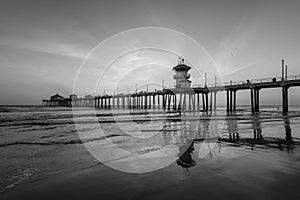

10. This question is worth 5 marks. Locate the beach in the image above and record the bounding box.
[0,106,300,200]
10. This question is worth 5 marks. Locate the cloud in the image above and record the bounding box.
[0,38,89,59]
[213,18,259,76]
[89,49,176,94]
[221,58,269,77]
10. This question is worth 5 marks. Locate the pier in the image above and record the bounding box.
[43,59,300,114]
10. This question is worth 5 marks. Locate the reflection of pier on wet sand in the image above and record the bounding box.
[219,116,297,152]
[172,115,299,171]
[160,113,300,154]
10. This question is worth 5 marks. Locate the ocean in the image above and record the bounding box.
[0,105,300,199]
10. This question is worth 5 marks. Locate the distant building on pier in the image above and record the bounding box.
[173,57,191,89]
[42,93,71,107]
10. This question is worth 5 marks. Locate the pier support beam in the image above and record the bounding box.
[230,90,233,112]
[252,89,260,113]
[250,89,254,113]
[214,92,217,111]
[197,93,200,111]
[226,90,236,112]
[192,94,195,110]
[210,92,213,111]
[256,89,260,112]
[158,95,160,109]
[205,93,209,112]
[162,94,167,110]
[188,94,192,110]
[183,94,187,111]
[202,94,206,111]
[226,90,230,112]
[168,94,172,110]
[233,91,237,112]
[173,94,177,110]
[178,93,182,111]
[128,96,130,108]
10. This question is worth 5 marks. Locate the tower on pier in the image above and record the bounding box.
[173,57,191,89]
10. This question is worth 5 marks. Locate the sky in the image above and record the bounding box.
[1,0,300,105]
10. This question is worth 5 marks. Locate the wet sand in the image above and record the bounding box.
[1,140,300,200]
[1,106,300,200]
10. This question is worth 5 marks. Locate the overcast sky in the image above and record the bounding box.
[1,0,300,105]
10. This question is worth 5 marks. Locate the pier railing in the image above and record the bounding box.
[286,75,300,81]
[193,75,300,88]
[160,74,300,91]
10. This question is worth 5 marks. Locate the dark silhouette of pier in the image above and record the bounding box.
[43,59,300,114]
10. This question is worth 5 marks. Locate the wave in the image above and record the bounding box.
[0,134,122,148]
[0,168,37,194]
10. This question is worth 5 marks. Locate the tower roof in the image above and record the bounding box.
[173,64,191,71]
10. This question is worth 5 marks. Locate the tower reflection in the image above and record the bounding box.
[284,117,294,153]
[176,140,196,169]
